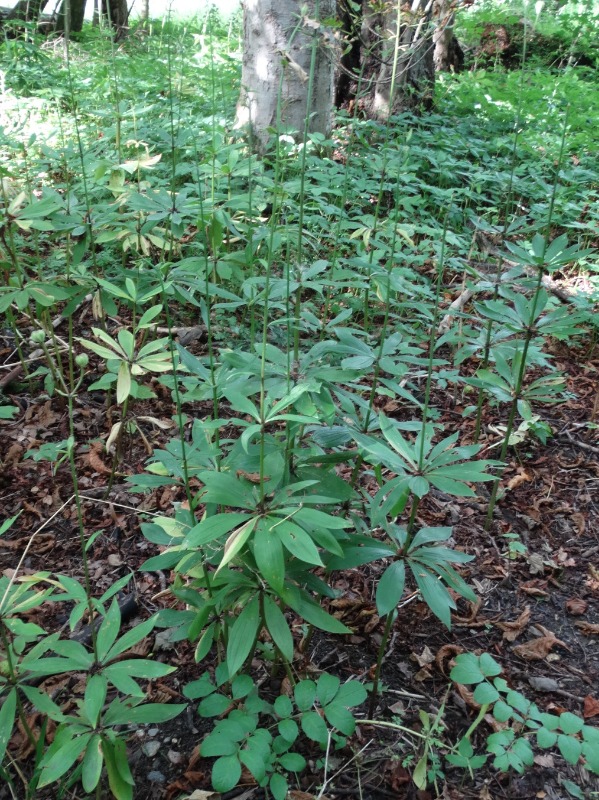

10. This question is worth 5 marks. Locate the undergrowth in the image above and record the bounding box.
[0,4,598,799]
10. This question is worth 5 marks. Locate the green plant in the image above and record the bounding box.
[449,653,599,778]
[184,668,366,799]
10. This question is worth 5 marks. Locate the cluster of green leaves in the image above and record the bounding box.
[450,653,599,779]
[0,515,185,799]
[184,666,366,799]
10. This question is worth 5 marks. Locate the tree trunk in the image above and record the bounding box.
[6,0,47,22]
[54,0,85,34]
[236,0,337,153]
[139,0,149,20]
[361,0,435,119]
[432,0,463,72]
[102,0,128,38]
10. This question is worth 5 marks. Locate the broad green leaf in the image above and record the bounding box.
[212,754,241,793]
[275,520,324,566]
[301,710,329,745]
[294,680,317,711]
[185,513,251,547]
[317,673,340,706]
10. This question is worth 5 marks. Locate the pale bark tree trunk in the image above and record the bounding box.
[236,0,337,153]
[362,0,435,119]
[139,0,149,21]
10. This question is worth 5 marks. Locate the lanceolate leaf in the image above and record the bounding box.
[376,560,406,616]
[0,688,17,763]
[226,594,261,675]
[263,595,294,662]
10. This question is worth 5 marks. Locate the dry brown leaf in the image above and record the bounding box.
[413,646,435,667]
[575,620,599,636]
[236,470,269,484]
[512,630,568,661]
[583,695,599,719]
[520,580,550,598]
[88,441,113,475]
[565,597,588,616]
[496,606,531,641]
[435,644,463,675]
[506,469,532,490]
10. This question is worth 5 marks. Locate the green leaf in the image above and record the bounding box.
[323,702,356,735]
[104,615,157,662]
[226,594,261,676]
[116,361,132,404]
[108,703,186,725]
[301,710,329,745]
[335,680,367,708]
[239,746,267,782]
[275,520,324,566]
[558,734,583,765]
[84,674,107,727]
[559,712,584,735]
[294,680,317,712]
[212,754,241,793]
[478,653,502,677]
[232,674,255,700]
[278,752,306,772]
[38,733,90,787]
[199,693,232,717]
[103,739,133,800]
[473,682,499,705]
[264,595,294,663]
[96,598,121,663]
[317,673,340,706]
[412,566,455,628]
[450,654,484,685]
[81,735,104,793]
[278,718,299,743]
[184,513,251,547]
[270,772,289,800]
[537,727,558,748]
[281,587,350,634]
[0,689,17,763]
[274,695,293,718]
[376,561,406,616]
[254,521,285,594]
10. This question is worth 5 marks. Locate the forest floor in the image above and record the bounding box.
[1,318,598,800]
